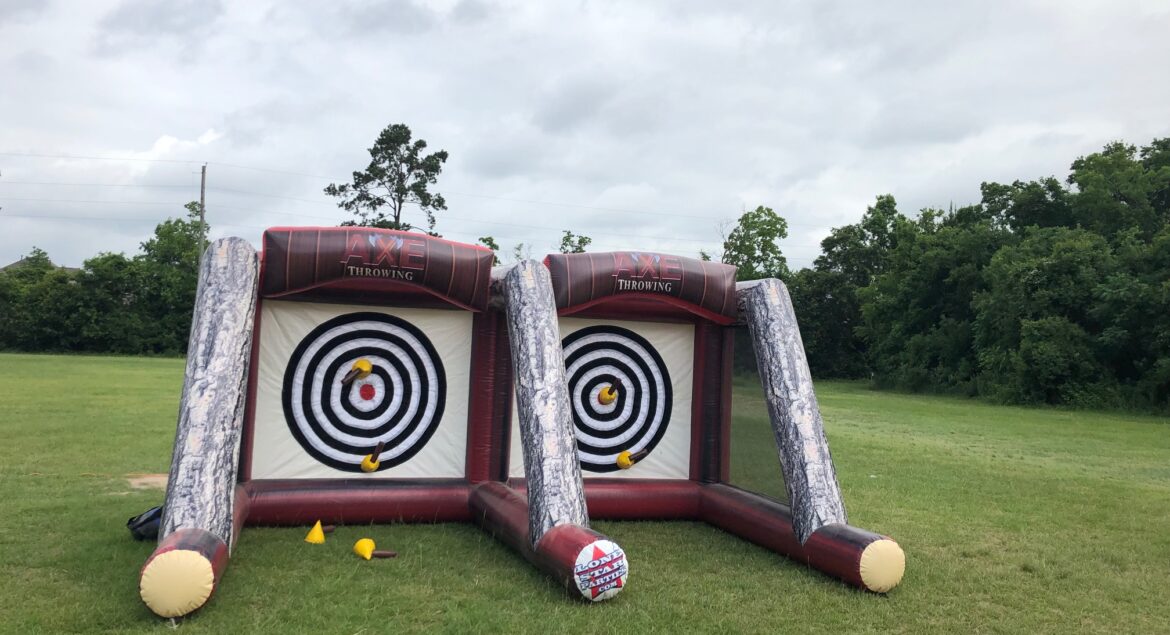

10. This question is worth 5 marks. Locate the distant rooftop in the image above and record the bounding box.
[1,257,80,274]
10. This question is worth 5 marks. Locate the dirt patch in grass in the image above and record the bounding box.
[126,473,168,490]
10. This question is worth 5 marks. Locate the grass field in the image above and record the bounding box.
[0,353,1168,633]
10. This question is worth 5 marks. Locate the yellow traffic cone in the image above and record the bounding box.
[305,520,326,544]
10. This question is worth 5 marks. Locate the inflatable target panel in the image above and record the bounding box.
[562,324,674,473]
[241,227,494,492]
[280,311,445,472]
[508,252,732,482]
[510,318,694,479]
[260,307,455,476]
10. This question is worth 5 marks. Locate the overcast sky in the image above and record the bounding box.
[2,0,1168,268]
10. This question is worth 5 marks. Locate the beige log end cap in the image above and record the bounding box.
[859,538,905,593]
[140,549,215,618]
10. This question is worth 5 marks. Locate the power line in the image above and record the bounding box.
[0,151,203,165]
[0,202,822,257]
[1,151,843,229]
[0,211,270,232]
[0,197,190,206]
[0,180,195,189]
[0,191,821,254]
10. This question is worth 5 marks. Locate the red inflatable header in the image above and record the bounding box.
[543,251,737,324]
[260,227,494,311]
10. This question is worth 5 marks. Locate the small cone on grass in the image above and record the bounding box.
[305,521,326,544]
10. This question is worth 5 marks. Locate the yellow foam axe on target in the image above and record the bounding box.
[341,358,373,387]
[361,441,387,473]
[615,449,650,470]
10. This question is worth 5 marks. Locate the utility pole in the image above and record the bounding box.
[199,163,208,253]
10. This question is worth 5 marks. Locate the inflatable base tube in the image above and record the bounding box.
[583,479,701,519]
[140,528,229,618]
[509,478,703,520]
[470,482,629,601]
[243,479,472,525]
[700,483,904,593]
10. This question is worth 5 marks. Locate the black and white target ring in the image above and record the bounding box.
[282,312,446,472]
[562,325,672,473]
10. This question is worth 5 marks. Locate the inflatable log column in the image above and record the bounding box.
[139,238,259,617]
[703,279,904,593]
[470,260,629,602]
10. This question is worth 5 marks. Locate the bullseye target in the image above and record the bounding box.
[563,325,672,473]
[281,312,446,472]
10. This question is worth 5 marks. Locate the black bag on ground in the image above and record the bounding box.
[127,505,163,541]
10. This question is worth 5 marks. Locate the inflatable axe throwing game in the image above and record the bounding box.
[138,228,904,618]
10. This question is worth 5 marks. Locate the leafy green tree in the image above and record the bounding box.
[1139,138,1170,216]
[0,247,57,350]
[787,268,868,378]
[511,243,532,263]
[325,123,449,232]
[721,206,789,281]
[972,227,1116,404]
[1068,141,1167,239]
[816,195,904,286]
[134,202,207,353]
[979,178,1072,232]
[75,252,148,352]
[787,195,909,378]
[20,267,84,350]
[558,230,592,254]
[859,208,1008,392]
[477,235,501,265]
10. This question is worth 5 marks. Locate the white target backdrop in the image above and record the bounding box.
[251,300,471,479]
[509,317,694,480]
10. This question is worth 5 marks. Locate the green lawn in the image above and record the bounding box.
[0,353,1168,633]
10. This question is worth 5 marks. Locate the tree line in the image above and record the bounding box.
[735,138,1169,412]
[0,203,206,355]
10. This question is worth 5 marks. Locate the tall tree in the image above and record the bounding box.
[1067,141,1167,240]
[558,230,592,254]
[721,205,789,281]
[511,242,532,263]
[324,123,449,231]
[477,235,501,265]
[972,227,1116,404]
[135,202,207,353]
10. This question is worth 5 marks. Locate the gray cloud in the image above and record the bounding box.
[0,0,45,26]
[93,0,224,56]
[2,0,1169,269]
[333,0,436,35]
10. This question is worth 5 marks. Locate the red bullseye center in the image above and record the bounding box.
[359,383,376,401]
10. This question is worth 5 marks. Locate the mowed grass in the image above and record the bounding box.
[0,353,1168,633]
